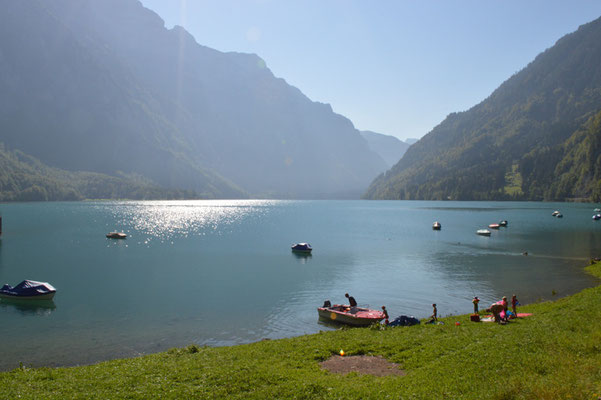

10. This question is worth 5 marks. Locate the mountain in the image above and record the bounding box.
[0,0,386,200]
[365,16,601,201]
[360,131,411,168]
[405,138,419,145]
[0,144,198,201]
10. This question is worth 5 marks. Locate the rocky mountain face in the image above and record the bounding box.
[0,0,386,199]
[365,15,601,201]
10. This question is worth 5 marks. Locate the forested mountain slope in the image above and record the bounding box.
[365,16,601,201]
[0,144,198,201]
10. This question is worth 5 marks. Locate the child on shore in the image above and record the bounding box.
[381,306,389,325]
[511,294,519,317]
[427,303,438,323]
[472,296,480,314]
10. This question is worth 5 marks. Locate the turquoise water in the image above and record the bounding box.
[0,200,599,370]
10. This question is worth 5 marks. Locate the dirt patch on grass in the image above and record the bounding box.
[320,355,405,377]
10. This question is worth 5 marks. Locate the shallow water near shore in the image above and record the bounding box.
[0,200,599,370]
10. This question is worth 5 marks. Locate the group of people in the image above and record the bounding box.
[474,294,519,323]
[342,292,519,324]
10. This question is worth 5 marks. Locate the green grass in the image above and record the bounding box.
[3,263,601,399]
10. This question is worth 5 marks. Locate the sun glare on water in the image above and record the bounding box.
[103,200,277,242]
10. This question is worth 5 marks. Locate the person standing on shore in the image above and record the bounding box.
[381,306,389,325]
[428,303,438,323]
[511,294,519,317]
[472,297,480,314]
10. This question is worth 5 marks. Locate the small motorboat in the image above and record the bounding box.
[594,208,601,213]
[552,210,560,217]
[291,243,312,253]
[593,214,601,221]
[317,304,385,326]
[556,213,563,218]
[432,221,441,230]
[488,223,500,229]
[106,232,127,239]
[0,280,56,300]
[476,229,491,236]
[499,220,508,227]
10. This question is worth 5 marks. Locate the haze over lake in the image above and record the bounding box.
[0,200,599,370]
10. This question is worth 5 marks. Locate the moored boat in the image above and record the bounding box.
[291,243,312,253]
[488,223,500,229]
[0,280,56,300]
[593,214,601,221]
[476,229,491,236]
[432,221,441,230]
[552,210,560,217]
[106,232,127,239]
[499,220,508,227]
[317,304,385,326]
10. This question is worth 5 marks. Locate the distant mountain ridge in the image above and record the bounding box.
[365,15,601,201]
[359,131,410,168]
[0,0,386,200]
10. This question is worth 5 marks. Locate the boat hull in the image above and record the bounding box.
[0,291,55,300]
[317,305,384,327]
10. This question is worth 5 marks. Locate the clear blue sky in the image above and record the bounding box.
[139,0,601,141]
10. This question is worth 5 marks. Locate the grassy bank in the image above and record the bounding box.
[3,263,601,399]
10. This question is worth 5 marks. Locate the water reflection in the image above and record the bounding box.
[0,299,56,316]
[292,252,312,264]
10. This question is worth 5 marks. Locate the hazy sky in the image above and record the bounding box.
[139,0,601,141]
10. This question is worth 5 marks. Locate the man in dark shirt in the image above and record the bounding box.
[345,293,357,313]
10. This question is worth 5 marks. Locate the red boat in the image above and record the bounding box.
[317,304,385,326]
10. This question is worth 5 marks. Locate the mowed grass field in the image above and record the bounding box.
[2,262,601,399]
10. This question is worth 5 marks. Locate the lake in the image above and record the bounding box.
[0,200,599,370]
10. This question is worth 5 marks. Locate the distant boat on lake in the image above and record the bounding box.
[488,223,500,229]
[499,220,508,227]
[477,229,491,236]
[291,243,312,253]
[106,232,127,239]
[552,210,561,217]
[0,280,56,300]
[432,221,441,230]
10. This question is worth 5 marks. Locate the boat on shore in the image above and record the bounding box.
[477,229,491,236]
[0,280,56,300]
[291,243,312,253]
[106,232,127,239]
[317,304,385,326]
[432,221,441,230]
